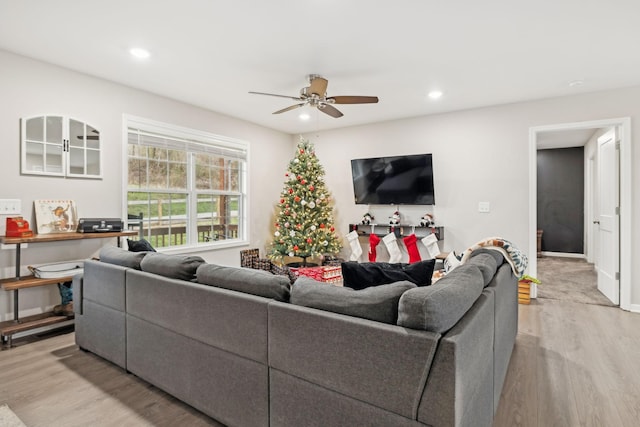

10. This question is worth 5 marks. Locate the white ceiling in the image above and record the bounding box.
[1,1,639,135]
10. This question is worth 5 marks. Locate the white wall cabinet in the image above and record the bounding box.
[21,115,102,178]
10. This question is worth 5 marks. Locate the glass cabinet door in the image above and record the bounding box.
[67,119,101,177]
[22,116,65,176]
[21,115,102,179]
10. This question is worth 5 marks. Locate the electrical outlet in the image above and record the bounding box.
[0,199,22,215]
[478,202,491,213]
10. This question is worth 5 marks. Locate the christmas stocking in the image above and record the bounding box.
[345,230,363,261]
[368,234,381,262]
[382,232,402,263]
[403,234,422,263]
[421,233,441,259]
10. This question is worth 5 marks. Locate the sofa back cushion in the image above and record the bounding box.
[196,264,291,302]
[291,277,416,324]
[464,252,498,286]
[397,264,485,333]
[99,246,147,270]
[341,259,435,290]
[140,252,205,281]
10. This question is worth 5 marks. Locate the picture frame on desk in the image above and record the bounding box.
[34,199,78,234]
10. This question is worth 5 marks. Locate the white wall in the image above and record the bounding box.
[307,87,639,307]
[0,50,292,321]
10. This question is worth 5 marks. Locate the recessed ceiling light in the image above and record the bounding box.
[568,80,584,87]
[130,47,150,59]
[427,90,443,100]
[299,113,311,121]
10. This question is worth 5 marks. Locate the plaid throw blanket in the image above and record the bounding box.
[460,237,528,277]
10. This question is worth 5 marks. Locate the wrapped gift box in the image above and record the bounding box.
[291,266,342,285]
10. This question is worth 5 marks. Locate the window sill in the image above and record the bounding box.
[157,239,249,255]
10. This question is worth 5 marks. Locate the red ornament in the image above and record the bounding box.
[297,175,302,181]
[293,245,299,251]
[330,226,335,232]
[297,223,302,229]
[306,238,313,244]
[288,188,293,194]
[300,149,304,154]
[309,185,315,191]
[301,179,307,185]
[279,198,285,204]
[294,196,301,202]
[319,223,326,229]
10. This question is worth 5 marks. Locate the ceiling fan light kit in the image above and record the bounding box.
[249,75,379,118]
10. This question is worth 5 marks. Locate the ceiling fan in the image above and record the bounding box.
[249,74,379,118]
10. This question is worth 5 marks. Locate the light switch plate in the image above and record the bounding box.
[0,199,22,215]
[478,202,490,213]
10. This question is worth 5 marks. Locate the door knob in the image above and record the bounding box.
[593,220,600,224]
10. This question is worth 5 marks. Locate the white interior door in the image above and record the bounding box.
[596,129,619,304]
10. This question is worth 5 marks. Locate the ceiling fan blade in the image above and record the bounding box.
[249,91,303,101]
[273,103,306,114]
[329,96,379,104]
[318,104,343,118]
[308,76,328,96]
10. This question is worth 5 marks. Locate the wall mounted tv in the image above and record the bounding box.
[350,153,435,205]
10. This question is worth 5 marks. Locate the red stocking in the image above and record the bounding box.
[368,234,381,262]
[403,234,422,264]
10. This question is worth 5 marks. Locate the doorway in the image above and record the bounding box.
[528,118,631,310]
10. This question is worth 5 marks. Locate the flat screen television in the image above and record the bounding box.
[350,153,435,205]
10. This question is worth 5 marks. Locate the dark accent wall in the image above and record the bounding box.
[537,147,584,253]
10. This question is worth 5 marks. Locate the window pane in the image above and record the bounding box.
[148,160,168,188]
[128,157,147,188]
[134,192,188,248]
[86,149,100,175]
[26,117,44,141]
[69,119,84,148]
[228,159,241,192]
[169,162,187,189]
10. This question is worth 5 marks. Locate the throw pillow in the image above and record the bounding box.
[127,238,156,252]
[140,252,205,281]
[291,277,416,324]
[196,264,291,302]
[341,259,435,290]
[99,246,148,269]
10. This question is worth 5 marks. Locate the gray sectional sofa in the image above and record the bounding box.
[73,246,518,427]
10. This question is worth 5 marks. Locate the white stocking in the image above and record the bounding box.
[421,233,441,259]
[345,230,363,261]
[382,232,402,263]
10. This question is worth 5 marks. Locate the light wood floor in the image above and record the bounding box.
[1,300,639,427]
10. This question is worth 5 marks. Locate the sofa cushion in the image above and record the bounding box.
[465,253,498,286]
[341,259,435,290]
[291,277,416,324]
[196,264,291,302]
[140,252,205,281]
[99,246,147,270]
[397,264,485,333]
[127,238,156,252]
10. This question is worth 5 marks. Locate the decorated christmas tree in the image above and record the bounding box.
[269,137,342,265]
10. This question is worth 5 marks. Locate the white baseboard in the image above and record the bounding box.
[626,304,640,313]
[540,251,586,259]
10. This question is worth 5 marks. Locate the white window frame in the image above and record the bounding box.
[122,114,249,253]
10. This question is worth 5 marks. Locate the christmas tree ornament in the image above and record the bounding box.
[382,232,402,263]
[346,230,363,261]
[403,233,422,263]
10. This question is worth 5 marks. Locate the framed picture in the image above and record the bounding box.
[34,200,78,234]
